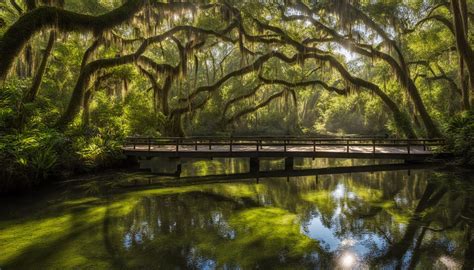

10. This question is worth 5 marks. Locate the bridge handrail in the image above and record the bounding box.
[124,136,446,142]
[123,136,446,155]
[123,140,446,145]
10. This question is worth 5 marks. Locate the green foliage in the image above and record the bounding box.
[0,84,128,191]
[445,110,474,166]
[0,129,66,191]
[314,93,389,135]
[0,78,29,131]
[88,92,120,127]
[73,135,123,171]
[123,90,164,136]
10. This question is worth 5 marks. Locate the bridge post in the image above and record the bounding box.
[175,163,182,177]
[312,140,316,160]
[285,157,294,171]
[249,157,260,173]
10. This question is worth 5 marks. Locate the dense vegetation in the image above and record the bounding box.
[1,0,473,191]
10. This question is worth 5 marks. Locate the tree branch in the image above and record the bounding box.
[0,1,200,79]
[225,90,286,125]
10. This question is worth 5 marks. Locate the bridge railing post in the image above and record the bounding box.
[122,136,446,160]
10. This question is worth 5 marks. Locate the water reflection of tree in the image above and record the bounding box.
[109,192,245,268]
[105,169,473,269]
[373,182,448,267]
[107,190,331,268]
[245,171,473,269]
[357,173,473,269]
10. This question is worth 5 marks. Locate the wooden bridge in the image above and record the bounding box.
[123,137,448,171]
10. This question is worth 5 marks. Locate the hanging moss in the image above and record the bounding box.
[0,1,149,79]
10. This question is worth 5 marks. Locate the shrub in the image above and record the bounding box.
[445,110,474,166]
[73,133,124,172]
[0,129,68,192]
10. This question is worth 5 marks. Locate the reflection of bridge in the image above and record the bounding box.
[114,163,443,190]
[123,136,449,173]
[165,163,442,183]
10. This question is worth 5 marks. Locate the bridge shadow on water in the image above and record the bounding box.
[121,160,443,190]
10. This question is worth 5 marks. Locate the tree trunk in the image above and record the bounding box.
[406,79,441,137]
[82,90,93,127]
[55,50,156,129]
[161,76,172,116]
[322,55,418,138]
[164,115,184,137]
[451,0,474,109]
[334,3,441,137]
[56,69,90,129]
[368,48,441,137]
[461,71,471,110]
[24,30,56,103]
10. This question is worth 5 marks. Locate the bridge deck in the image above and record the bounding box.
[123,137,447,160]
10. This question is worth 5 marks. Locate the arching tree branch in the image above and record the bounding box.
[273,2,440,137]
[258,75,347,95]
[0,1,199,79]
[225,90,286,125]
[222,84,264,117]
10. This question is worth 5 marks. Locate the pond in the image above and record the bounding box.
[0,158,473,269]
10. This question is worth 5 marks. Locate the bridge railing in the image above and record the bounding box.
[123,136,446,155]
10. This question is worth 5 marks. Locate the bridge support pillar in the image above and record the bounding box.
[249,157,260,173]
[175,163,182,177]
[285,157,294,171]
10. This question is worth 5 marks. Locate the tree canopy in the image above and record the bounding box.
[1,0,473,189]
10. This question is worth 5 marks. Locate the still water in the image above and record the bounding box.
[0,158,473,269]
